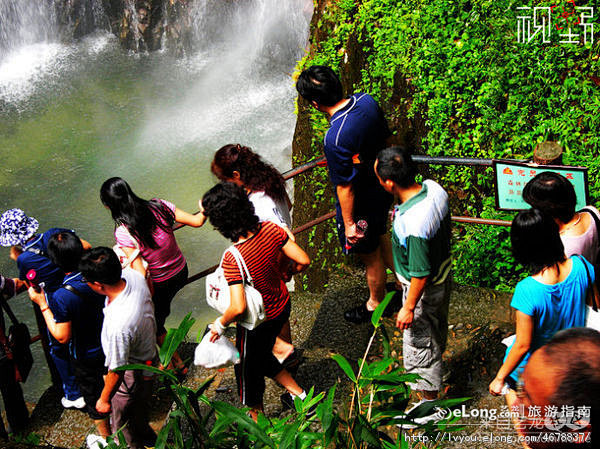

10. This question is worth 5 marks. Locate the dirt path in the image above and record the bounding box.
[18,270,521,448]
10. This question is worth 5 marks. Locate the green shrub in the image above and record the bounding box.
[296,0,599,291]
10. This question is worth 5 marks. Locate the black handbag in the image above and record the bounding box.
[0,299,33,382]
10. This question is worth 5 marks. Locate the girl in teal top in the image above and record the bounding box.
[489,209,592,399]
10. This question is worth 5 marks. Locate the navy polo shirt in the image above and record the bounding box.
[17,228,74,293]
[52,272,104,360]
[324,93,393,217]
[324,93,391,188]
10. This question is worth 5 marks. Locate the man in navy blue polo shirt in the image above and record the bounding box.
[296,65,394,323]
[0,208,86,408]
[28,231,110,442]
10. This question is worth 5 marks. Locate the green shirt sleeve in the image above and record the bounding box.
[406,235,431,278]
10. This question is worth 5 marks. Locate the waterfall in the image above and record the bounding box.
[0,0,58,59]
[0,0,110,59]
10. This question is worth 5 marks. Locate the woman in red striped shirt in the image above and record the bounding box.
[203,182,310,420]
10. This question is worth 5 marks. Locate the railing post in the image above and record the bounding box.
[533,141,563,165]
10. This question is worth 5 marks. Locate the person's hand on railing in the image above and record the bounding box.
[28,286,48,311]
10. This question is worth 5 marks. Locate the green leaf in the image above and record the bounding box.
[331,354,357,383]
[112,363,178,383]
[371,291,395,326]
[159,313,195,367]
[380,324,391,359]
[211,401,275,447]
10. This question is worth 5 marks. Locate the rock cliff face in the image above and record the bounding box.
[49,0,194,54]
[291,1,421,292]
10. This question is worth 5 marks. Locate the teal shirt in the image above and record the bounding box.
[391,180,451,285]
[504,255,591,381]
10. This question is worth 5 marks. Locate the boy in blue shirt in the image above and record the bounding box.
[0,208,86,409]
[28,231,110,441]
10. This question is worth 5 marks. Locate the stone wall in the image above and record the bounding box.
[291,0,423,292]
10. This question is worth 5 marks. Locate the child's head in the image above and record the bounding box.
[0,209,39,247]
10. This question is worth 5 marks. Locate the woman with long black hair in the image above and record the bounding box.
[211,144,293,238]
[211,144,300,370]
[202,182,310,420]
[100,177,205,373]
[489,208,594,400]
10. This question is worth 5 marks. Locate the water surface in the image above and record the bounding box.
[0,0,311,402]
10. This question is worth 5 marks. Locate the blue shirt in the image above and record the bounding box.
[324,93,392,216]
[52,272,105,360]
[505,255,592,381]
[17,228,73,293]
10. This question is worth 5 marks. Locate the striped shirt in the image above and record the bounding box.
[392,180,452,286]
[223,222,289,320]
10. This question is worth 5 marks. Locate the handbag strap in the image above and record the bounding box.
[579,207,600,255]
[0,297,20,326]
[577,255,600,312]
[227,246,254,286]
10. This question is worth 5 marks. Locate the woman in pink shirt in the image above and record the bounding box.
[100,177,205,373]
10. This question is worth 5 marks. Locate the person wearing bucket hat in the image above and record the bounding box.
[1,208,91,410]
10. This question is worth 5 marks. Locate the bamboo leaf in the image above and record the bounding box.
[371,291,395,327]
[211,401,275,447]
[331,354,357,383]
[159,313,195,367]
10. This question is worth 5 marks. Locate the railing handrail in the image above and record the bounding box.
[176,153,516,285]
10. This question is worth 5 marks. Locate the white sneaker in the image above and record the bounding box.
[61,396,86,409]
[86,434,107,449]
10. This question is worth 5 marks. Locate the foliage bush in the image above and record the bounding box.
[295,0,599,291]
[102,304,466,448]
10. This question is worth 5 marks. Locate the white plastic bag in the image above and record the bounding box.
[194,333,240,369]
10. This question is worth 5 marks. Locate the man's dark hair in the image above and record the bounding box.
[544,328,600,405]
[522,172,576,223]
[296,65,344,107]
[47,232,83,273]
[375,146,417,188]
[79,247,122,285]
[511,208,566,274]
[202,182,260,242]
[542,328,600,440]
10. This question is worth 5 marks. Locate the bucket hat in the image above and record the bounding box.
[0,209,39,247]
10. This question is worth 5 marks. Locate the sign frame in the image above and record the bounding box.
[493,160,589,211]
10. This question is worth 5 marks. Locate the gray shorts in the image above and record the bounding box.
[402,278,451,391]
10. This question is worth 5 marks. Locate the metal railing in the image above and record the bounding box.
[178,153,513,284]
[19,152,514,392]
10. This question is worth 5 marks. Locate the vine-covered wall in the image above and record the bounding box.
[292,0,599,292]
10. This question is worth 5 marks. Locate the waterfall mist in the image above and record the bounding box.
[0,0,311,402]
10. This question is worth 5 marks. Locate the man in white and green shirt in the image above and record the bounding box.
[375,146,451,418]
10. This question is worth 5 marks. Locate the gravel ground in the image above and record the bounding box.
[11,268,522,448]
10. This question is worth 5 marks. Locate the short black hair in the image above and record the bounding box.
[511,208,566,274]
[522,172,577,223]
[375,146,417,188]
[201,182,260,242]
[296,65,344,107]
[79,247,122,285]
[542,328,600,438]
[47,232,83,273]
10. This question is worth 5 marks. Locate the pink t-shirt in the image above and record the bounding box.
[562,205,600,266]
[114,199,186,283]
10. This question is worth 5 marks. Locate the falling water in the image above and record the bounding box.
[0,0,312,402]
[0,0,58,58]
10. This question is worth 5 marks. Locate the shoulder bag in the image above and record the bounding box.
[206,246,265,330]
[0,298,33,382]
